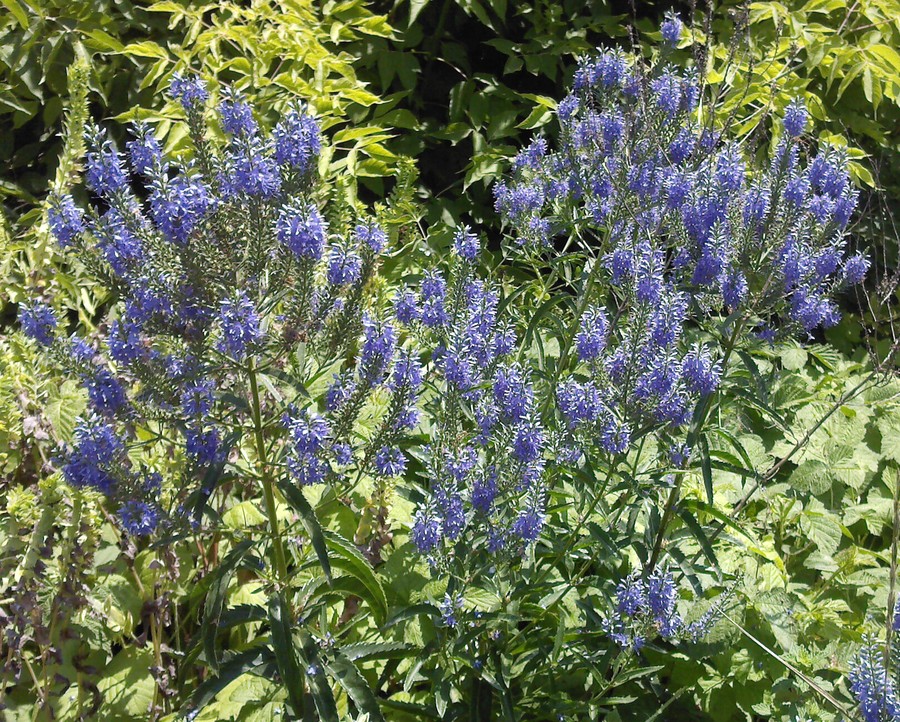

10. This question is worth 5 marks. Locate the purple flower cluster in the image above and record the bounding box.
[277,203,328,261]
[118,500,160,536]
[47,194,85,246]
[217,292,264,360]
[19,302,58,347]
[221,136,282,199]
[359,316,397,387]
[602,569,682,650]
[127,122,164,176]
[327,244,362,287]
[660,13,682,47]
[495,46,867,341]
[284,409,331,486]
[602,566,726,651]
[848,639,900,722]
[388,350,423,430]
[219,87,258,137]
[169,73,209,110]
[34,76,410,543]
[374,446,406,477]
[453,226,480,262]
[149,170,214,245]
[273,102,321,174]
[486,37,870,505]
[61,414,123,494]
[403,238,546,557]
[84,125,128,198]
[60,415,162,535]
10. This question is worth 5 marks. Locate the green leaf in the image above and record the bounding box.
[342,87,382,107]
[44,379,86,441]
[340,642,418,662]
[680,499,755,542]
[223,501,267,530]
[295,629,339,722]
[324,648,386,722]
[383,603,441,629]
[202,540,255,674]
[277,478,332,581]
[800,509,843,556]
[82,29,126,53]
[676,507,718,568]
[517,104,553,130]
[408,0,430,25]
[187,649,276,715]
[217,604,268,631]
[780,345,807,371]
[1,0,29,29]
[324,531,388,625]
[268,594,306,718]
[121,41,169,60]
[790,459,832,495]
[878,414,900,464]
[699,435,715,505]
[96,647,156,721]
[333,126,393,144]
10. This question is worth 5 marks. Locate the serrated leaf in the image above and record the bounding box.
[324,531,387,625]
[790,459,832,495]
[277,477,331,581]
[878,414,900,464]
[202,540,255,674]
[96,647,156,721]
[340,642,418,662]
[269,594,306,718]
[186,649,276,715]
[324,649,386,722]
[800,509,843,556]
[223,501,267,529]
[780,346,807,371]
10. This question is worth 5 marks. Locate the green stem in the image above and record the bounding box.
[248,357,289,583]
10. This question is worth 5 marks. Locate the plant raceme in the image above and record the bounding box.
[18,19,873,719]
[844,601,900,722]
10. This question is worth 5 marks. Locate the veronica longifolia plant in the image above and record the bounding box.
[21,75,417,718]
[390,23,870,714]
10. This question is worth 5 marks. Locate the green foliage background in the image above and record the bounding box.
[0,0,898,720]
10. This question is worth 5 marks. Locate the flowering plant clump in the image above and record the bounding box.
[13,16,884,721]
[24,79,418,548]
[601,567,734,651]
[849,639,900,722]
[373,21,873,706]
[20,74,434,718]
[405,34,866,553]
